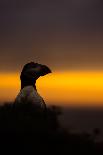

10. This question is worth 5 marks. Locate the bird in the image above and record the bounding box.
[14,62,52,109]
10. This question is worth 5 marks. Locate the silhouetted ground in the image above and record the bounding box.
[0,102,103,154]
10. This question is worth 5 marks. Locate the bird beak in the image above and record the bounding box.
[40,65,52,76]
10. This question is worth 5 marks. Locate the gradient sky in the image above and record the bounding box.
[0,0,103,106]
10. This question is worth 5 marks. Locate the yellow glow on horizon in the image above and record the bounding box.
[0,71,103,106]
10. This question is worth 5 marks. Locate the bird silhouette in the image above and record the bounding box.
[14,62,52,109]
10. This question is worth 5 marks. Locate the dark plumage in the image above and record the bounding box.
[14,62,52,109]
[20,62,52,89]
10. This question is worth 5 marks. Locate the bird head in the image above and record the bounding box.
[20,62,52,81]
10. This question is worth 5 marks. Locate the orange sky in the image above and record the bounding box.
[0,71,103,107]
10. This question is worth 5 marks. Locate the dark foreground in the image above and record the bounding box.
[0,103,103,154]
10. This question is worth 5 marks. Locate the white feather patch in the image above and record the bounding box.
[14,86,45,109]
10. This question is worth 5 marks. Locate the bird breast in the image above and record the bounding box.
[14,86,46,109]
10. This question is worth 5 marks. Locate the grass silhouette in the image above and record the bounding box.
[0,102,102,154]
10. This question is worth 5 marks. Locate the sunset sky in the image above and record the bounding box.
[0,0,103,106]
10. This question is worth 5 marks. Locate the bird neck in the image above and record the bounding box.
[21,79,37,90]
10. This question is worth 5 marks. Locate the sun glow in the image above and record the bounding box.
[0,71,103,106]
